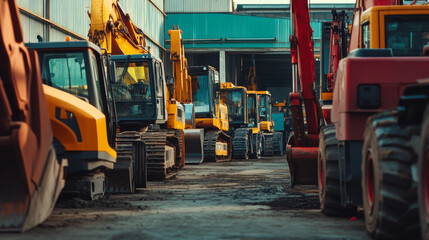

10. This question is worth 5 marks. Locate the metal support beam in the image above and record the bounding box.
[219,51,226,83]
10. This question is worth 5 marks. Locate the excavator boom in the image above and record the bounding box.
[89,0,185,180]
[286,0,323,187]
[168,26,204,164]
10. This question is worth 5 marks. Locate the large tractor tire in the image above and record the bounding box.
[418,107,429,240]
[318,125,357,216]
[362,110,420,239]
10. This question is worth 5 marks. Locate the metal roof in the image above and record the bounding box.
[26,40,102,55]
[236,3,355,11]
[166,0,233,13]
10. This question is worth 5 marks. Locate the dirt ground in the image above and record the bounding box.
[3,157,370,240]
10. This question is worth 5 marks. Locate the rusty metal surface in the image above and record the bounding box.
[286,146,318,188]
[0,0,64,232]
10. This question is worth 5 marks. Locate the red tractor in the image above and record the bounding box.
[287,0,429,238]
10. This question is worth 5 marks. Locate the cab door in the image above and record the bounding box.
[154,60,167,122]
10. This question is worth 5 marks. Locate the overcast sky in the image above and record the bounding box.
[234,0,356,4]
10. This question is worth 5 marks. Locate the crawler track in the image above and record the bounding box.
[204,130,232,162]
[232,128,251,159]
[142,129,182,181]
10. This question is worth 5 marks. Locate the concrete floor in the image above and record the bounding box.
[3,157,370,240]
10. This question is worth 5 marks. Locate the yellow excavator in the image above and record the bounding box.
[246,56,273,157]
[0,0,66,231]
[257,91,274,156]
[26,40,144,194]
[189,66,231,161]
[89,0,185,180]
[220,82,254,159]
[247,91,263,159]
[168,26,204,164]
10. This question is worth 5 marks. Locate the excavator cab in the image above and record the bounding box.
[27,41,117,148]
[220,83,248,130]
[220,83,255,159]
[257,91,274,156]
[111,54,169,130]
[27,41,117,199]
[247,91,263,159]
[189,65,231,161]
[257,91,274,133]
[189,66,220,120]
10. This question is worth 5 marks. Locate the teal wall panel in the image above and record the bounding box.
[166,13,322,49]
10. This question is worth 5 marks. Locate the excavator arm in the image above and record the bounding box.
[168,26,192,104]
[89,0,147,55]
[286,0,323,187]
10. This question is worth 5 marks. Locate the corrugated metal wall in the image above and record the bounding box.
[119,0,165,57]
[17,0,165,59]
[50,0,91,38]
[165,13,322,50]
[165,0,233,13]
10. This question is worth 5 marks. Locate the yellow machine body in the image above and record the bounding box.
[44,85,116,170]
[247,91,261,135]
[256,91,274,133]
[195,103,229,131]
[167,100,185,130]
[359,5,429,49]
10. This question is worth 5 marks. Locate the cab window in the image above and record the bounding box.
[385,14,429,56]
[42,52,89,100]
[362,22,370,48]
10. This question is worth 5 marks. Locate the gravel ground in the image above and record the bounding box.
[2,156,369,240]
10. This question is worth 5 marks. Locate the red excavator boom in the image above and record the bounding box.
[286,0,323,187]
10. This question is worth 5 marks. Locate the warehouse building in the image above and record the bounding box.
[16,0,166,58]
[164,0,353,102]
[16,0,353,103]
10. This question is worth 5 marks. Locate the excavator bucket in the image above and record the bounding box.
[0,0,66,231]
[184,129,204,164]
[286,145,318,187]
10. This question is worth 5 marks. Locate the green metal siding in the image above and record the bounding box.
[50,0,91,38]
[120,0,165,57]
[17,0,44,16]
[165,13,321,49]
